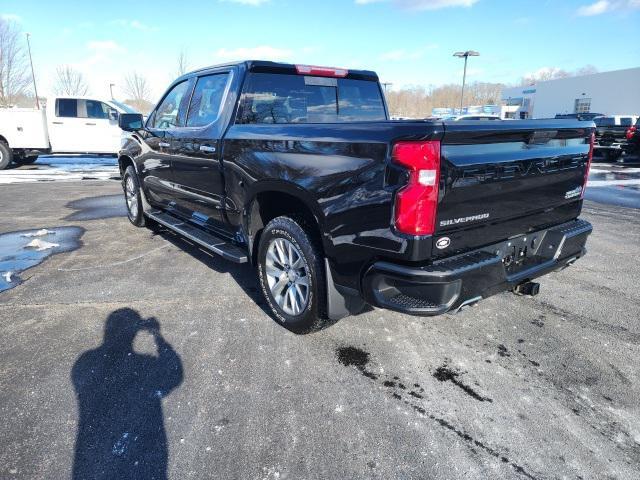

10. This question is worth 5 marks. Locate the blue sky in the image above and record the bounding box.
[2,0,639,101]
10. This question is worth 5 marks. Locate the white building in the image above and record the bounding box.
[500,67,640,119]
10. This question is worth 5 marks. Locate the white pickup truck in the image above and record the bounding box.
[0,96,139,169]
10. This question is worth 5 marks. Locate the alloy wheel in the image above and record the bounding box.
[265,237,310,316]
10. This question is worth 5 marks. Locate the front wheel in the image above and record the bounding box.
[257,216,327,334]
[123,165,146,227]
[0,143,12,170]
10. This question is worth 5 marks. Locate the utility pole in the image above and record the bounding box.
[453,50,479,114]
[381,82,393,93]
[25,33,40,109]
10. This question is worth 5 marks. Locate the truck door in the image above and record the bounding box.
[48,98,94,153]
[83,99,121,153]
[169,71,232,231]
[136,79,193,209]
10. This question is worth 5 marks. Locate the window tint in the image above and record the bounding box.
[186,73,229,127]
[152,80,190,129]
[57,98,78,118]
[85,100,110,119]
[237,73,386,124]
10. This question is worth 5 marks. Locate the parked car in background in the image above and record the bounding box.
[555,113,604,121]
[117,60,594,334]
[0,97,139,170]
[593,115,639,161]
[625,117,640,157]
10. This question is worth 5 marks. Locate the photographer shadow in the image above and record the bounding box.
[71,308,183,480]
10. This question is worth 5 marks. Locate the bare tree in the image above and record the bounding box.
[0,18,31,107]
[518,65,597,86]
[575,65,599,76]
[123,71,153,113]
[176,48,189,77]
[53,65,89,96]
[385,81,505,118]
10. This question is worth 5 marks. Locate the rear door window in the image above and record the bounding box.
[56,98,78,118]
[237,73,386,124]
[186,73,230,127]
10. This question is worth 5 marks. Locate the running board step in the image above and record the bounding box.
[146,210,248,263]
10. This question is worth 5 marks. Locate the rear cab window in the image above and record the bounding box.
[237,73,386,124]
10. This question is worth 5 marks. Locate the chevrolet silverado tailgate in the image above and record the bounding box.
[433,120,594,257]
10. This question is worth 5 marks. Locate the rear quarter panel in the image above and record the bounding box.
[221,121,442,287]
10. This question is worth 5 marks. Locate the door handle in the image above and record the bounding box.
[52,121,63,125]
[158,142,171,148]
[85,122,96,126]
[199,145,216,153]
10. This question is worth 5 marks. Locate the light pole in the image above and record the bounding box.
[25,33,40,109]
[453,50,479,114]
[110,83,115,99]
[381,82,393,93]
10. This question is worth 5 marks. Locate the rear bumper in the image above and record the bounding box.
[362,219,592,315]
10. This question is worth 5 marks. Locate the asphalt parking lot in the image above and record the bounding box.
[1,156,639,479]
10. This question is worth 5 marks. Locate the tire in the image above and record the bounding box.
[0,143,12,170]
[257,216,327,334]
[16,155,38,165]
[123,165,146,227]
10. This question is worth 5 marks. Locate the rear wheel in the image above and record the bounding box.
[0,143,12,170]
[257,216,327,334]
[123,165,146,227]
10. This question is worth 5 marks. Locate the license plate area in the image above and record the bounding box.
[495,234,542,275]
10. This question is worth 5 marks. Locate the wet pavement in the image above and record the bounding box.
[585,154,640,209]
[0,155,120,184]
[0,159,639,480]
[0,227,84,292]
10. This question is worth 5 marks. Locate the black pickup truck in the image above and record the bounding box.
[118,61,594,333]
[593,115,639,160]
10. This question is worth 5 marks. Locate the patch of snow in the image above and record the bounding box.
[21,229,54,237]
[25,239,59,251]
[335,405,344,413]
[2,272,12,283]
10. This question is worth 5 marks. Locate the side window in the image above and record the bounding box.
[85,100,110,119]
[186,73,230,127]
[56,98,78,118]
[152,80,191,129]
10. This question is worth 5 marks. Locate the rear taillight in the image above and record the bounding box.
[626,125,636,140]
[295,64,348,77]
[392,141,441,235]
[581,132,595,199]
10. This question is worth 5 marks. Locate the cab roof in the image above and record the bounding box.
[180,60,379,82]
